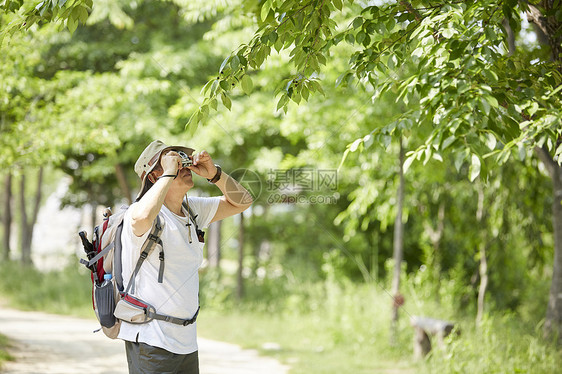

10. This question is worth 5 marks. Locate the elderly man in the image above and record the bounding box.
[120,140,252,373]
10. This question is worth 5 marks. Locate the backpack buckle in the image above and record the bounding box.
[148,233,162,246]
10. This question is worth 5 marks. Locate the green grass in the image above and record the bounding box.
[0,261,560,373]
[198,268,562,374]
[417,315,562,374]
[0,333,14,369]
[0,260,93,318]
[198,310,416,374]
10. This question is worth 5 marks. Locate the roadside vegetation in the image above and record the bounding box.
[1,261,560,373]
[0,332,14,370]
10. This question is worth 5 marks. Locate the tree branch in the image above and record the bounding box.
[534,145,557,178]
[525,2,550,37]
[399,0,422,22]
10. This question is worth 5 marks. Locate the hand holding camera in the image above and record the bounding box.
[160,151,182,176]
[187,150,218,180]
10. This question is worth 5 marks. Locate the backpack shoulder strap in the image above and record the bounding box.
[182,198,198,226]
[113,222,125,292]
[124,215,164,295]
[182,197,205,243]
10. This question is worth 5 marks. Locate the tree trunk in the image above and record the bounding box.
[19,173,30,265]
[424,200,445,299]
[535,147,562,343]
[19,168,43,266]
[236,212,245,300]
[2,172,12,261]
[207,220,222,268]
[391,137,405,344]
[524,3,562,343]
[475,185,488,326]
[115,163,133,205]
[545,161,562,342]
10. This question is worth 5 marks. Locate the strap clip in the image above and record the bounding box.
[148,233,160,243]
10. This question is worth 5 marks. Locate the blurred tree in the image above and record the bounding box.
[19,168,43,266]
[188,0,562,343]
[2,172,12,261]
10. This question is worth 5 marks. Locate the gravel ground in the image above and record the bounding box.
[0,307,289,374]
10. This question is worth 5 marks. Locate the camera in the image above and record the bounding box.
[177,150,193,168]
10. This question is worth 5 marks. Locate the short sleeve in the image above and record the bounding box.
[186,196,221,228]
[123,203,150,251]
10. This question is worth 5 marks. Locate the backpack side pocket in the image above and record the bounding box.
[94,279,117,328]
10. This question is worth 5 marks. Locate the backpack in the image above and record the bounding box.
[78,198,205,339]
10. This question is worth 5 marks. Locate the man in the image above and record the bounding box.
[120,140,252,373]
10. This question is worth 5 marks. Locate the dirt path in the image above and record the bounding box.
[0,307,289,374]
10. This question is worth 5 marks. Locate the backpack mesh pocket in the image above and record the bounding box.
[94,280,116,328]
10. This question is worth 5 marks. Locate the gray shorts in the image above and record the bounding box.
[125,340,199,374]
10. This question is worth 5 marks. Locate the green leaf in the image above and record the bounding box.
[78,6,89,24]
[67,16,78,33]
[337,148,351,172]
[219,80,230,91]
[186,110,200,129]
[469,154,481,182]
[442,28,455,38]
[484,26,497,41]
[221,92,232,110]
[333,0,343,11]
[277,94,289,111]
[527,101,539,116]
[261,0,271,21]
[479,97,491,115]
[349,138,362,152]
[241,74,253,95]
[403,155,415,173]
[219,56,230,73]
[269,31,278,44]
[209,97,217,110]
[291,91,301,104]
[230,55,240,71]
[545,83,562,98]
[210,79,219,95]
[352,17,363,29]
[356,31,366,44]
[485,95,499,108]
[386,17,396,31]
[301,86,309,101]
[274,36,284,52]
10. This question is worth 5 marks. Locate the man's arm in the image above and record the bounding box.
[209,172,253,223]
[187,151,253,223]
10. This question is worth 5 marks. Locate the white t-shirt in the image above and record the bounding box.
[118,195,221,354]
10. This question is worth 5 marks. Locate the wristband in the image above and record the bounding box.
[157,174,177,180]
[207,165,222,184]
